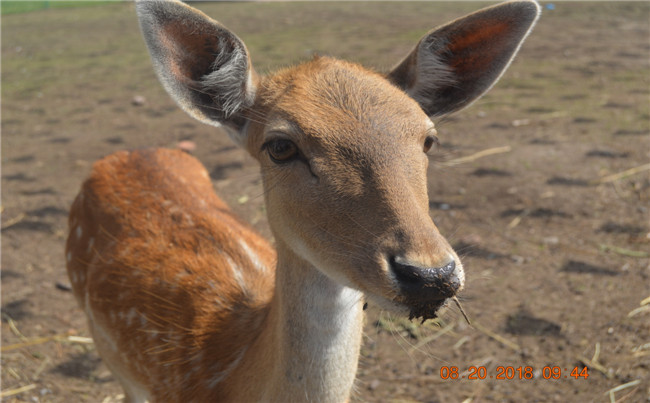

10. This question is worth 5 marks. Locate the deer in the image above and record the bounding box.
[65,0,539,401]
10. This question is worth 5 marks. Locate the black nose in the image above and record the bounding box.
[390,256,461,301]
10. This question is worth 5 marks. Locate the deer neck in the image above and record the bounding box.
[262,239,365,402]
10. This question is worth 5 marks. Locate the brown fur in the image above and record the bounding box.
[67,149,275,401]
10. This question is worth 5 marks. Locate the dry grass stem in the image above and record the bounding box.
[472,321,520,351]
[452,296,471,325]
[579,343,610,378]
[579,355,609,377]
[441,146,512,167]
[67,335,94,344]
[453,335,470,350]
[1,334,94,352]
[592,342,601,362]
[605,380,641,403]
[0,384,37,398]
[32,356,52,380]
[409,322,455,353]
[507,214,523,229]
[627,305,650,318]
[592,163,650,185]
[600,244,649,258]
[1,212,26,230]
[2,313,28,342]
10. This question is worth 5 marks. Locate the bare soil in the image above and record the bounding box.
[2,2,649,402]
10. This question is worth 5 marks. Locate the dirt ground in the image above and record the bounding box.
[2,2,649,402]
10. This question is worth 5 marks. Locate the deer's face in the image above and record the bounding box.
[246,58,463,320]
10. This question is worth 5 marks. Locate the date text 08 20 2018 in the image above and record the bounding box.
[439,366,589,380]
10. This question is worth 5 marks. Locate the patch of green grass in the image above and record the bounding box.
[1,1,114,15]
[2,2,144,100]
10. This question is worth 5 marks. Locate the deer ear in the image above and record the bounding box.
[136,0,257,143]
[388,0,540,118]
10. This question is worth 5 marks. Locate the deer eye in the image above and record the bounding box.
[423,135,439,153]
[264,139,299,164]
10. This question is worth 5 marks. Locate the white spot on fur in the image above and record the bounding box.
[76,226,83,239]
[174,269,190,282]
[67,251,72,264]
[86,237,94,254]
[239,239,267,273]
[226,256,248,294]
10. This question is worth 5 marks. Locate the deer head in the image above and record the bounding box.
[137,0,540,321]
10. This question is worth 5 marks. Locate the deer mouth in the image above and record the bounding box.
[364,290,454,324]
[405,298,449,323]
[399,279,461,322]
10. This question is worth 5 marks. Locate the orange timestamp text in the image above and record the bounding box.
[439,366,589,380]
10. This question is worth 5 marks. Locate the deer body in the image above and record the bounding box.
[66,1,539,402]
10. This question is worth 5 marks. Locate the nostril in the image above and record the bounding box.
[391,256,456,284]
[390,256,460,298]
[391,258,455,284]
